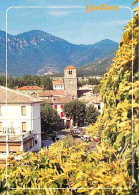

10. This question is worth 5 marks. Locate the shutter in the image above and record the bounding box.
[22,122,27,131]
[21,106,26,115]
[0,122,2,131]
[61,112,64,117]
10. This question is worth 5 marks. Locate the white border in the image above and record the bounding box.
[5,5,134,191]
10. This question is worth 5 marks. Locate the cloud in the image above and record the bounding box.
[103,20,129,26]
[47,10,72,17]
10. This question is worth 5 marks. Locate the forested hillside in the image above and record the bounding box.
[0,30,118,76]
[77,57,113,77]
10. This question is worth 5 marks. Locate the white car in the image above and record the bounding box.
[55,135,66,141]
[81,135,91,142]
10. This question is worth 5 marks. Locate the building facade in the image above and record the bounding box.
[17,86,43,94]
[64,65,77,98]
[53,80,64,90]
[0,86,42,159]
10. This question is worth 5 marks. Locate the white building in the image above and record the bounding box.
[52,96,72,128]
[53,80,64,90]
[0,86,42,159]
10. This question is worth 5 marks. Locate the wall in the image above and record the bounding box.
[32,103,41,151]
[0,102,42,156]
[64,69,77,98]
[0,103,32,134]
[53,85,64,90]
[53,103,66,128]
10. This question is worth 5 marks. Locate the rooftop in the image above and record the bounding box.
[64,65,76,70]
[18,86,43,90]
[53,80,64,85]
[79,93,102,104]
[44,96,73,104]
[38,90,65,97]
[0,86,42,104]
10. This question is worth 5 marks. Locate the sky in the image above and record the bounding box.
[0,0,135,44]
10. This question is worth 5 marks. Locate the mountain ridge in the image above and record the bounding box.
[0,30,119,76]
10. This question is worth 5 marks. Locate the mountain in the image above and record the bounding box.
[76,57,113,77]
[0,30,118,76]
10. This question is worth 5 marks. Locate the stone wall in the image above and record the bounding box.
[64,68,77,98]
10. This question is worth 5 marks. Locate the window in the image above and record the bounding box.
[98,105,100,110]
[21,106,26,115]
[35,140,37,144]
[69,70,72,75]
[54,105,57,109]
[0,106,1,115]
[22,122,27,132]
[61,112,64,117]
[0,122,2,132]
[61,105,63,109]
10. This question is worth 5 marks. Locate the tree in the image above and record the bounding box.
[41,102,60,134]
[85,104,99,125]
[41,76,53,90]
[63,100,86,126]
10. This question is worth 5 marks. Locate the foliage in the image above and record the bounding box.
[41,102,60,133]
[77,57,113,77]
[87,3,139,193]
[85,105,100,125]
[63,101,99,126]
[132,0,138,5]
[63,100,86,126]
[77,78,100,88]
[0,74,53,90]
[93,85,100,94]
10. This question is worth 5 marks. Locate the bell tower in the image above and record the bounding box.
[64,65,77,98]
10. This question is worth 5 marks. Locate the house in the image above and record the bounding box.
[17,86,43,95]
[38,90,65,101]
[43,96,73,129]
[38,65,104,128]
[53,80,64,90]
[0,86,42,159]
[78,93,104,114]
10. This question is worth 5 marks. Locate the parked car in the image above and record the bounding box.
[81,135,91,142]
[55,135,66,141]
[93,136,100,142]
[70,126,83,137]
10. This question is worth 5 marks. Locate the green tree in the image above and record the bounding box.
[85,104,99,125]
[63,100,86,126]
[41,76,53,90]
[41,102,60,134]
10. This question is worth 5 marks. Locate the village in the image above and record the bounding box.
[0,65,103,162]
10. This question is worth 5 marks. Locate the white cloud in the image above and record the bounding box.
[103,20,129,26]
[47,10,72,17]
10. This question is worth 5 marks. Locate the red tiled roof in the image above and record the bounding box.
[18,86,43,90]
[64,65,76,70]
[38,90,65,97]
[53,80,64,85]
[0,86,42,104]
[43,96,73,104]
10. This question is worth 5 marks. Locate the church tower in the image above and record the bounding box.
[64,65,77,98]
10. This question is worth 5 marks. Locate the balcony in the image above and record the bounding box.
[0,127,34,142]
